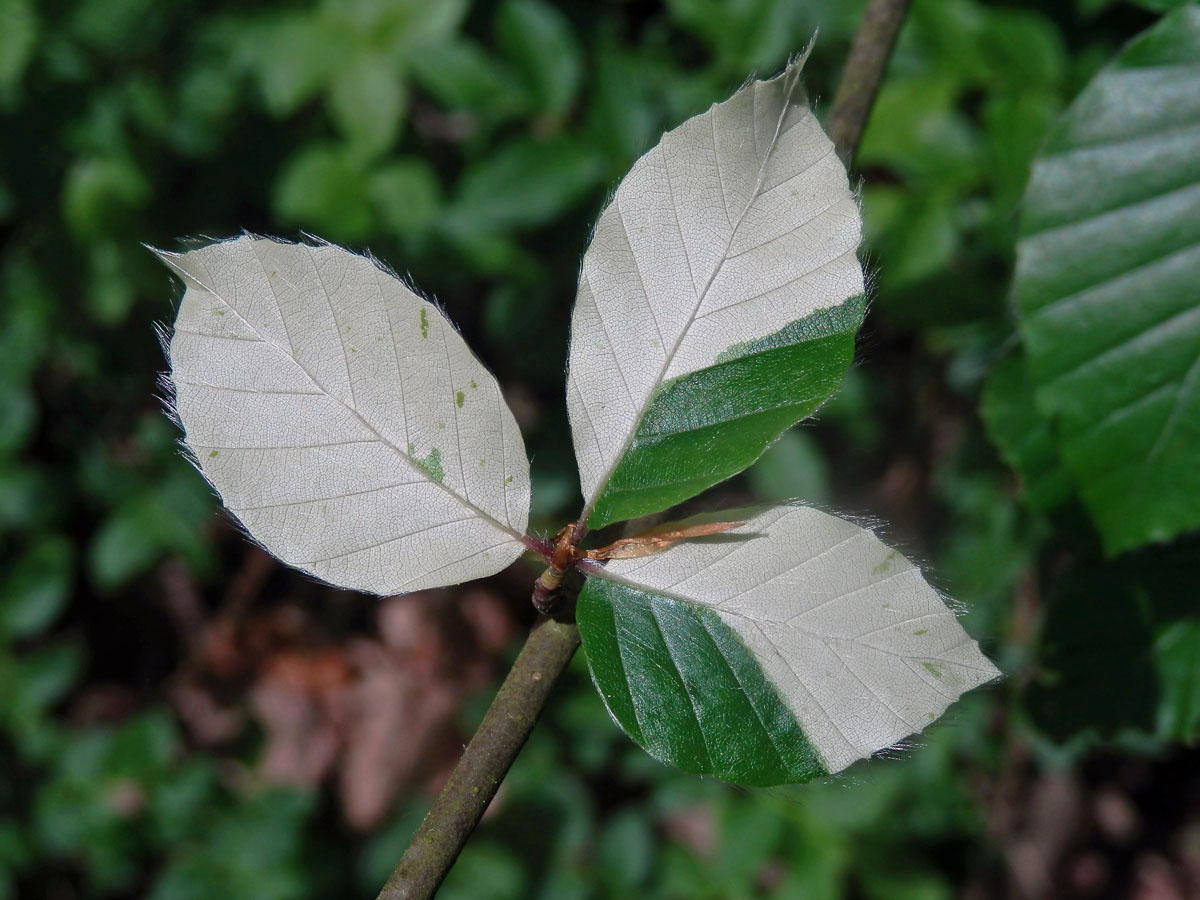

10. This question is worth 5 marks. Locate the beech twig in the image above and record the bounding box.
[375,615,579,899]
[828,0,912,168]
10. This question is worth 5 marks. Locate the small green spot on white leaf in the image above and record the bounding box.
[159,235,531,596]
[872,549,900,576]
[469,379,477,389]
[407,442,445,483]
[455,391,464,408]
[922,662,945,680]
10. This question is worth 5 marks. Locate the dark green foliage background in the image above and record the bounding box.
[1,0,1197,897]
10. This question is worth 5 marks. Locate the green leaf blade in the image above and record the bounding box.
[588,296,863,529]
[1014,5,1200,554]
[579,577,826,786]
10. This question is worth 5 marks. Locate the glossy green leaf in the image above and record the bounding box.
[577,506,999,785]
[567,57,864,529]
[587,296,863,528]
[1014,5,1200,554]
[979,351,1073,513]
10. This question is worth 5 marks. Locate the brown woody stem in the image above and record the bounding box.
[828,0,912,166]
[375,3,906,894]
[375,615,580,899]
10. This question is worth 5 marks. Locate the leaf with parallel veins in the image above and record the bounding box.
[577,505,999,785]
[158,235,532,595]
[567,54,865,530]
[1014,5,1200,554]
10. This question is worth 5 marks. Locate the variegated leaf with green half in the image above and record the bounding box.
[158,235,532,595]
[567,55,865,530]
[577,506,999,785]
[1014,4,1200,554]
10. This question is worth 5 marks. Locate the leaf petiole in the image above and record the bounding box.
[530,518,744,613]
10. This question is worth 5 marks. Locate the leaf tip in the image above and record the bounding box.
[144,242,176,265]
[788,31,818,73]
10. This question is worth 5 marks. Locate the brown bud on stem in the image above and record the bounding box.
[531,523,582,615]
[531,519,745,613]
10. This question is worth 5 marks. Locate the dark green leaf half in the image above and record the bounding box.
[1014,5,1200,554]
[577,576,827,786]
[586,295,864,529]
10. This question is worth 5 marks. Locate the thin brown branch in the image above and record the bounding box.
[828,0,912,167]
[374,4,909,894]
[375,615,579,899]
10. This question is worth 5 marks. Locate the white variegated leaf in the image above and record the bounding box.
[567,54,865,528]
[158,235,531,595]
[577,505,999,784]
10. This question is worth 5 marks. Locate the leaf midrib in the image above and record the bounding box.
[587,565,947,661]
